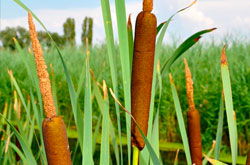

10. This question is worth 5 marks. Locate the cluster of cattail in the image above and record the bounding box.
[28,12,71,165]
[184,59,202,165]
[131,0,157,150]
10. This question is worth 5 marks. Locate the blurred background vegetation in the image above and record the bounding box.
[1,33,249,157]
[0,16,93,49]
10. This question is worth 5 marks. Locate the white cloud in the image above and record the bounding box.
[0,1,141,45]
[233,16,250,30]
[180,6,214,29]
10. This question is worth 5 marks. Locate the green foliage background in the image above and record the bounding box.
[1,38,249,156]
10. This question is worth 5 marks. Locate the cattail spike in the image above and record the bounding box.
[28,11,56,118]
[143,0,153,12]
[184,58,195,110]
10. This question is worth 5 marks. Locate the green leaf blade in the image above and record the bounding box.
[169,75,192,165]
[220,47,237,165]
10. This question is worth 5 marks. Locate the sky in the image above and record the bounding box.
[1,0,250,44]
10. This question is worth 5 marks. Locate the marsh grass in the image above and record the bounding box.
[0,0,249,164]
[1,39,249,164]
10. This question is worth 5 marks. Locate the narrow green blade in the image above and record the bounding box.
[83,56,93,164]
[92,114,102,155]
[214,92,225,160]
[7,71,32,124]
[0,114,37,165]
[100,82,110,165]
[169,74,192,165]
[161,28,216,75]
[156,0,197,35]
[114,0,132,162]
[220,46,237,165]
[127,14,134,71]
[100,0,122,163]
[150,61,162,164]
[92,76,120,164]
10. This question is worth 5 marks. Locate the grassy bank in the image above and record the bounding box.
[1,38,249,157]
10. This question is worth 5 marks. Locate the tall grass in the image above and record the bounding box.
[1,39,250,164]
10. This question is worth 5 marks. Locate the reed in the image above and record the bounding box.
[184,59,202,165]
[131,0,157,151]
[28,11,71,165]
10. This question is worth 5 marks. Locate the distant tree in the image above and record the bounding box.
[37,31,49,48]
[88,18,93,47]
[0,26,30,50]
[16,26,30,48]
[37,31,65,48]
[0,27,17,50]
[81,17,88,46]
[81,17,93,47]
[51,32,66,47]
[63,18,75,45]
[0,26,65,50]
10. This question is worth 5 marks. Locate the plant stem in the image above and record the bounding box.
[133,146,139,165]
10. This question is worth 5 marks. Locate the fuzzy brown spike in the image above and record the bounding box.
[184,58,195,110]
[185,59,202,165]
[131,9,157,150]
[28,11,56,118]
[143,0,153,12]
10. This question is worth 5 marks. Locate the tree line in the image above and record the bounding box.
[0,17,93,50]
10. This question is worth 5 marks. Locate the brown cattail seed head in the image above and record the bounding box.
[42,116,72,165]
[131,11,157,150]
[28,11,56,118]
[185,59,202,165]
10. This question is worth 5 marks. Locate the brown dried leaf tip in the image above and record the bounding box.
[28,11,56,118]
[102,80,108,100]
[127,14,132,29]
[221,45,227,65]
[169,73,173,83]
[184,58,195,110]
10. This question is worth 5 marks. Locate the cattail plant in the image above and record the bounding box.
[28,11,71,165]
[131,0,157,151]
[184,59,202,165]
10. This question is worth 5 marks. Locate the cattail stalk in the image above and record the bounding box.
[246,149,250,165]
[131,0,157,151]
[184,59,202,165]
[28,11,71,165]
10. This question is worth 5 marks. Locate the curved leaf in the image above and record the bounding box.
[161,28,216,75]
